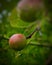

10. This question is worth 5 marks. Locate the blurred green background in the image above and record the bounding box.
[0,0,52,65]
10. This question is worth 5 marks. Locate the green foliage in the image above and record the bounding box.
[0,0,52,65]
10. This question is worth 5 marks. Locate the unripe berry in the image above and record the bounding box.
[9,34,27,50]
[17,0,43,22]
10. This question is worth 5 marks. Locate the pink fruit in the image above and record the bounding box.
[9,34,27,50]
[17,0,43,22]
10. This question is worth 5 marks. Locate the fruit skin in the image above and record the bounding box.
[9,34,27,50]
[17,0,43,22]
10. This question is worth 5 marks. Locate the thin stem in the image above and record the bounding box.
[28,42,52,48]
[26,27,40,39]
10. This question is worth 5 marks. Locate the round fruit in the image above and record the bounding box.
[17,0,43,22]
[9,34,27,50]
[19,8,37,22]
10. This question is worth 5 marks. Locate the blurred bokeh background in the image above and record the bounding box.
[0,0,52,65]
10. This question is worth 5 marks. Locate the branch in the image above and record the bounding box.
[26,27,40,39]
[28,42,52,48]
